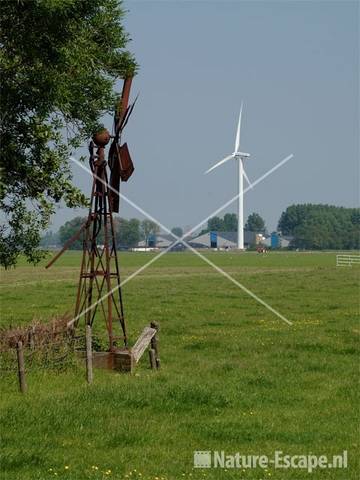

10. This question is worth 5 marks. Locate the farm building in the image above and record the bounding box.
[264,232,294,249]
[136,234,186,250]
[188,231,266,249]
[136,231,271,250]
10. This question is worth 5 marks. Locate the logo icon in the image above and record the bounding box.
[194,451,212,468]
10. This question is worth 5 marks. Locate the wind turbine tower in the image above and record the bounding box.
[205,102,251,249]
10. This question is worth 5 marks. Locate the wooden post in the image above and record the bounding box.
[28,326,35,349]
[150,322,160,369]
[16,341,27,393]
[85,325,93,384]
[148,348,156,369]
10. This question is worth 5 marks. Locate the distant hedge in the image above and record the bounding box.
[278,204,360,250]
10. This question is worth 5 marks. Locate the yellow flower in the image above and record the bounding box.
[64,466,69,470]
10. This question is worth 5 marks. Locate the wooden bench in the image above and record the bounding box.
[113,322,160,373]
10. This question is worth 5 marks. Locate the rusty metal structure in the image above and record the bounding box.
[46,78,136,353]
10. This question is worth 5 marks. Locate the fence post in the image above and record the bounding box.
[16,341,27,393]
[28,326,35,349]
[148,348,156,369]
[150,322,160,369]
[85,325,93,384]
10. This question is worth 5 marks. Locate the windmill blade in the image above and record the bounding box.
[108,141,121,212]
[118,143,134,181]
[118,93,139,133]
[243,168,253,189]
[120,77,133,114]
[205,154,234,174]
[115,105,130,135]
[234,101,243,153]
[115,77,133,128]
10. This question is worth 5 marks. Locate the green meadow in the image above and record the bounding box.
[0,251,359,480]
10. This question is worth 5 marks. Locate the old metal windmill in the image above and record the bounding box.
[46,78,136,353]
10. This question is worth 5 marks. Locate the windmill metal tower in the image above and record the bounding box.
[46,78,136,352]
[74,131,126,351]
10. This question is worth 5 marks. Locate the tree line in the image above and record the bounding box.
[54,217,161,250]
[50,204,359,251]
[199,212,266,235]
[52,213,265,250]
[195,205,360,250]
[278,204,360,250]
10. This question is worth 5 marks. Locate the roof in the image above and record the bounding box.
[138,233,189,248]
[189,231,258,247]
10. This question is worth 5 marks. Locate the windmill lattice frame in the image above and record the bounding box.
[74,136,127,352]
[46,77,136,353]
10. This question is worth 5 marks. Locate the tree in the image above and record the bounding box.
[40,230,60,248]
[223,213,237,232]
[116,218,141,248]
[278,204,360,250]
[58,215,141,250]
[140,220,160,246]
[0,0,137,268]
[59,217,88,250]
[245,213,266,233]
[199,214,237,235]
[171,227,183,238]
[208,216,224,232]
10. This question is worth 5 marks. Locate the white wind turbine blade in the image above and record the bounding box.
[242,168,253,189]
[234,101,243,153]
[205,154,234,174]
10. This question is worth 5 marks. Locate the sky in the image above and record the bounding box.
[52,0,359,235]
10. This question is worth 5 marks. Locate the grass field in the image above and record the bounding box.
[0,251,359,479]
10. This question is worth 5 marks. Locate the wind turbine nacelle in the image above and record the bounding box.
[234,152,250,158]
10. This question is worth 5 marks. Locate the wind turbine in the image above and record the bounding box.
[205,102,252,250]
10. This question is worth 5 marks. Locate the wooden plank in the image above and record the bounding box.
[131,327,156,364]
[113,349,134,373]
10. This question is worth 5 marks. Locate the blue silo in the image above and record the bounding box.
[271,232,280,249]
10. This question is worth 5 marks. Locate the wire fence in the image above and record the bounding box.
[1,317,161,392]
[0,315,86,374]
[0,337,85,373]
